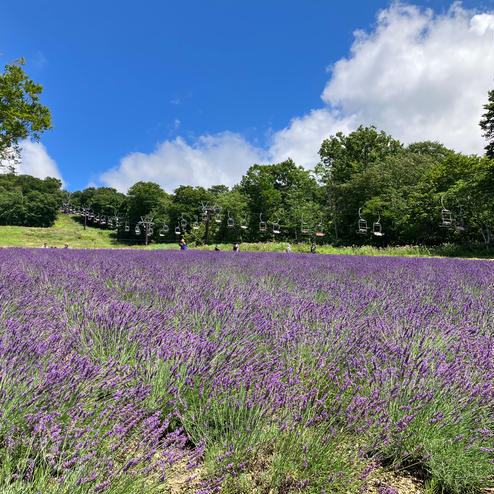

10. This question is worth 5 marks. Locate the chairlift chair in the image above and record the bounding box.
[272,218,281,234]
[180,215,188,229]
[315,215,324,237]
[192,219,199,230]
[259,213,267,233]
[135,225,141,235]
[357,208,368,235]
[373,212,384,237]
[227,211,234,228]
[107,219,113,228]
[147,228,153,237]
[159,222,169,237]
[440,196,453,228]
[455,218,465,231]
[124,222,130,233]
[215,212,222,224]
[240,217,248,229]
[175,224,181,235]
[300,217,310,236]
[100,217,106,226]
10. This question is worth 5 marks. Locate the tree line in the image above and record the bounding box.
[64,126,493,248]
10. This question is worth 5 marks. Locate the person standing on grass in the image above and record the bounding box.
[233,243,239,252]
[64,243,70,249]
[286,244,291,253]
[310,243,316,254]
[214,245,221,251]
[42,242,48,248]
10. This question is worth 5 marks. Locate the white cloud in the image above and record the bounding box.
[100,3,494,192]
[100,132,267,193]
[268,109,356,168]
[0,141,64,184]
[321,2,494,154]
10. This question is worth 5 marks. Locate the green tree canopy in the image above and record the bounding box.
[0,58,52,169]
[316,125,403,185]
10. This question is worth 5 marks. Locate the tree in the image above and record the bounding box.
[316,125,403,185]
[479,89,494,159]
[239,159,320,241]
[0,58,52,169]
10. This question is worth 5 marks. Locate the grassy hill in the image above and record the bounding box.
[0,214,491,258]
[0,215,146,249]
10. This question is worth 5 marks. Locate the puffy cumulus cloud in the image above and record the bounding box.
[100,3,493,191]
[321,2,494,154]
[99,132,267,193]
[268,109,356,168]
[16,141,64,184]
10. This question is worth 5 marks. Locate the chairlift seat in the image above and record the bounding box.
[227,219,234,228]
[316,232,324,237]
[373,231,384,237]
[135,227,141,235]
[259,221,267,232]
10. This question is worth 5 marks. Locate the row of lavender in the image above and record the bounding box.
[0,248,492,493]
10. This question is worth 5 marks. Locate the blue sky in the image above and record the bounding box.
[1,0,493,192]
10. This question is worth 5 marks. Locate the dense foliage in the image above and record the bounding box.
[0,58,52,168]
[0,173,63,226]
[0,249,492,493]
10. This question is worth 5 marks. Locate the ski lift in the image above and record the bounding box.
[175,224,181,235]
[135,224,141,235]
[227,211,235,228]
[272,217,281,234]
[214,212,222,224]
[440,196,453,227]
[240,216,248,229]
[100,216,106,226]
[192,219,199,230]
[180,214,188,229]
[124,222,130,233]
[259,213,267,233]
[373,211,384,237]
[315,214,325,237]
[357,208,368,235]
[301,214,310,235]
[159,222,169,236]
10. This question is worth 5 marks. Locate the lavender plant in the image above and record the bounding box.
[0,249,492,493]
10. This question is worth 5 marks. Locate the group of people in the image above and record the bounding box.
[285,243,317,254]
[179,238,317,254]
[214,243,240,252]
[42,242,70,249]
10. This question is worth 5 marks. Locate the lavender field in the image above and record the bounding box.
[0,248,492,494]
